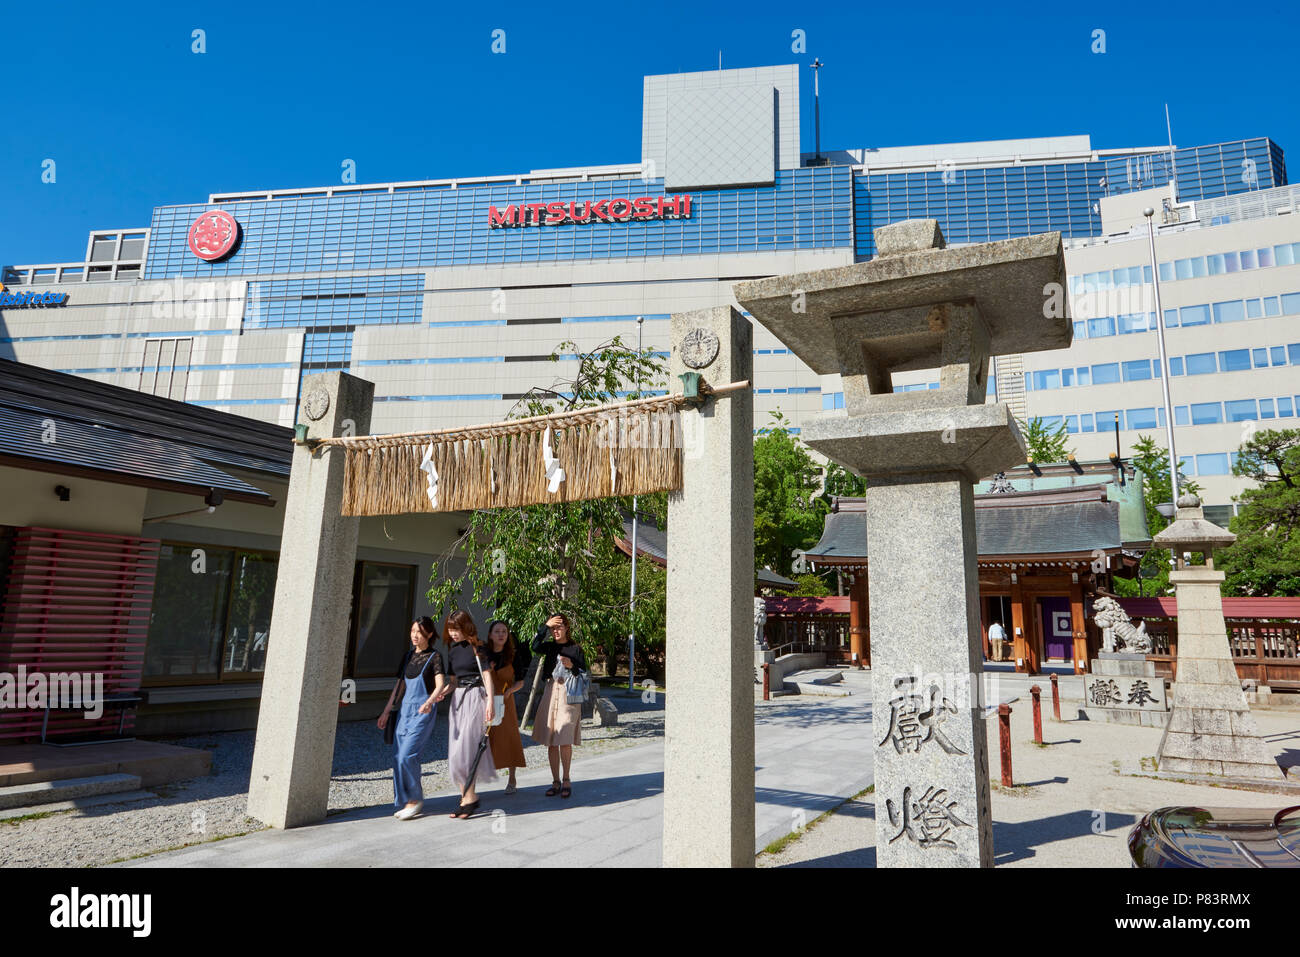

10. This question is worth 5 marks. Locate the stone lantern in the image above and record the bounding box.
[1153,494,1285,780]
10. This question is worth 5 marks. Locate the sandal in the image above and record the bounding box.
[560,781,572,799]
[545,780,562,797]
[452,800,479,819]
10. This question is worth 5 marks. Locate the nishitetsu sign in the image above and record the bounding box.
[488,195,692,228]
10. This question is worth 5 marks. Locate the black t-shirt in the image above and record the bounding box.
[531,624,586,678]
[442,640,490,684]
[395,647,442,696]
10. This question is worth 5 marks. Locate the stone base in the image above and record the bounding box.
[1157,704,1284,780]
[1082,657,1169,726]
[1084,707,1168,728]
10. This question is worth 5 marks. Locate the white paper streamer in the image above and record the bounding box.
[542,426,567,493]
[419,444,439,508]
[609,448,617,493]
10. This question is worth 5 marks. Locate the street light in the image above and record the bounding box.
[1143,207,1180,508]
[628,315,643,692]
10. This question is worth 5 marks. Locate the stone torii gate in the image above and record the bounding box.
[246,305,756,866]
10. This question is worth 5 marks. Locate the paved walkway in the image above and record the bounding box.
[127,691,877,867]
[120,669,1062,868]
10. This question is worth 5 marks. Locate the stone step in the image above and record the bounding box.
[0,773,142,810]
[0,788,156,821]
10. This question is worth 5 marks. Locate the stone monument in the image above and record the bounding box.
[1083,596,1169,727]
[248,371,374,828]
[1154,494,1286,780]
[737,219,1070,867]
[663,305,755,867]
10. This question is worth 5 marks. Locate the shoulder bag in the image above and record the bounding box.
[476,647,505,728]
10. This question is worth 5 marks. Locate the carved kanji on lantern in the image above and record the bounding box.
[878,675,966,755]
[886,785,973,849]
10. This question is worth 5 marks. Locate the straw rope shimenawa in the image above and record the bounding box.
[326,381,749,516]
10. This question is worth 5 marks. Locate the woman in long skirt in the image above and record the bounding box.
[530,612,586,799]
[442,610,496,818]
[377,617,447,820]
[485,620,528,793]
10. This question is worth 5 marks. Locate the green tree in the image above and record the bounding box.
[823,461,867,498]
[753,410,828,578]
[1017,415,1074,463]
[1218,428,1300,596]
[787,572,833,597]
[1113,434,1199,597]
[427,336,666,710]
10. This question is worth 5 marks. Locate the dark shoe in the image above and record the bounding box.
[560,781,572,799]
[545,780,562,797]
[453,800,480,819]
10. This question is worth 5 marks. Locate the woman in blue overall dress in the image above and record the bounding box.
[378,617,448,820]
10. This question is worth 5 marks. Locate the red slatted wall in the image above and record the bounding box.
[0,527,160,741]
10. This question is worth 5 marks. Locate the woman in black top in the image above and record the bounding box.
[378,617,448,820]
[530,612,587,799]
[441,610,496,818]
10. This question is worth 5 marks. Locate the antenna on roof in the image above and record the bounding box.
[808,59,827,167]
[1165,103,1178,202]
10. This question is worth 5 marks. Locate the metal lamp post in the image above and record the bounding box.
[628,315,643,692]
[1143,207,1180,504]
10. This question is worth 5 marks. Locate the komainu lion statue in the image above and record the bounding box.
[1092,595,1152,654]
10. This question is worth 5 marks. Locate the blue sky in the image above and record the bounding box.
[3,0,1297,265]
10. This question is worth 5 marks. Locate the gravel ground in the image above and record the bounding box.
[757,699,1300,868]
[1,698,664,868]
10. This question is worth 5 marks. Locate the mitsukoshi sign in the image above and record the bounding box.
[488,194,693,228]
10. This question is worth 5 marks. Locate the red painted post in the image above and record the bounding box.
[1030,684,1043,745]
[1050,672,1061,721]
[762,662,770,701]
[998,703,1013,786]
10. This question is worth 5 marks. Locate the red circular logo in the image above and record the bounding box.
[187,210,240,261]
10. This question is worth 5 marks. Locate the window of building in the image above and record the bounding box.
[1279,397,1295,417]
[1169,356,1184,376]
[144,544,234,680]
[1224,399,1257,422]
[1281,293,1300,315]
[1079,413,1095,433]
[1190,402,1223,425]
[1163,308,1178,328]
[347,562,416,678]
[119,233,146,260]
[1185,353,1217,375]
[1122,360,1152,381]
[1252,348,1269,368]
[1219,349,1251,372]
[1180,304,1211,326]
[90,234,118,262]
[1175,406,1189,426]
[1096,411,1121,432]
[1213,300,1245,324]
[1087,316,1116,338]
[1126,408,1158,430]
[139,337,193,400]
[1259,398,1275,419]
[1076,367,1091,386]
[1031,369,1060,391]
[1092,363,1120,385]
[1196,453,1231,475]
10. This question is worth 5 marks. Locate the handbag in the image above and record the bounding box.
[555,654,590,705]
[476,647,505,728]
